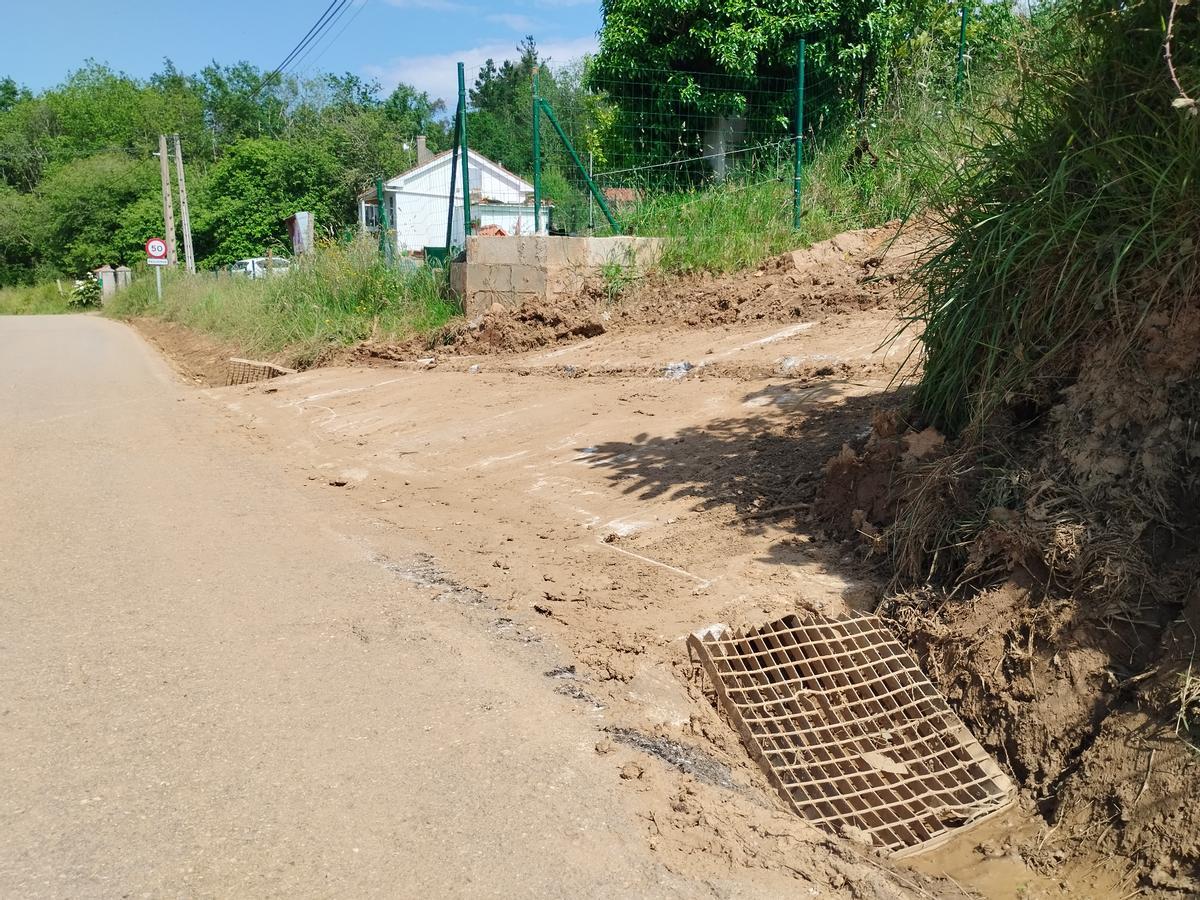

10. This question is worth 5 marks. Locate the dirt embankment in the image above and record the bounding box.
[125,317,244,387]
[816,310,1200,894]
[361,225,927,359]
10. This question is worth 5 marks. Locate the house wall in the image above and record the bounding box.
[477,205,540,237]
[393,192,453,252]
[361,152,549,249]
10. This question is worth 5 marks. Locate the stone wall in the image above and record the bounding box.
[450,235,662,317]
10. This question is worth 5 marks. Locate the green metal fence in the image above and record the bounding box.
[440,16,993,250]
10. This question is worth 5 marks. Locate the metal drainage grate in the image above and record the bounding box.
[227,358,296,387]
[689,612,1015,857]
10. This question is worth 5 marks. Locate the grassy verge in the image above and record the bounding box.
[0,282,74,315]
[621,90,965,274]
[105,239,460,367]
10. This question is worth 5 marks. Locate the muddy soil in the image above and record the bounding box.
[362,224,927,359]
[142,222,1178,897]
[817,312,1200,894]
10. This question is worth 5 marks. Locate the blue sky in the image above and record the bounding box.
[6,0,602,102]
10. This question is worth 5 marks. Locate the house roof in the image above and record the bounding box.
[359,149,535,199]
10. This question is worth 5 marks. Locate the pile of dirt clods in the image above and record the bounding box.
[815,311,1200,895]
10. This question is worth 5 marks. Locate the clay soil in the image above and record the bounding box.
[141,222,1190,897]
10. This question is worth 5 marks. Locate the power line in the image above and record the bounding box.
[292,0,368,77]
[271,0,348,78]
[252,0,352,98]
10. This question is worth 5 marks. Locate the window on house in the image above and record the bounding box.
[363,203,379,229]
[468,165,481,192]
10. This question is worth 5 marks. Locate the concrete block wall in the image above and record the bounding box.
[451,235,663,317]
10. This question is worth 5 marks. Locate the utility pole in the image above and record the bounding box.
[172,135,195,273]
[157,134,178,266]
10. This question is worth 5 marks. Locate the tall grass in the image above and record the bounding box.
[0,281,73,315]
[908,0,1200,435]
[105,239,460,366]
[624,85,970,274]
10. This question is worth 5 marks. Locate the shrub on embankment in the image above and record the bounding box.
[104,239,459,367]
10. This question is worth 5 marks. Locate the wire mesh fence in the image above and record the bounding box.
[430,15,1013,255]
[535,62,805,236]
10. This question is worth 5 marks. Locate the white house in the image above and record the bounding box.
[359,145,547,252]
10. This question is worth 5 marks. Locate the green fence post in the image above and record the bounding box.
[532,67,542,234]
[375,178,393,263]
[445,102,461,251]
[793,39,806,230]
[457,62,472,238]
[956,5,969,101]
[538,99,620,234]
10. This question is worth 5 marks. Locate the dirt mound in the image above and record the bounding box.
[813,310,1200,892]
[361,223,929,360]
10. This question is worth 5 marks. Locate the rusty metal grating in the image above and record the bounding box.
[227,358,296,386]
[689,612,1015,856]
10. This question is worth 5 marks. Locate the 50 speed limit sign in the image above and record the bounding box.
[145,237,169,266]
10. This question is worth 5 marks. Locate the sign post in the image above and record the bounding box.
[145,237,169,300]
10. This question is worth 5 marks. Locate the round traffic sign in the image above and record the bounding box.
[145,238,168,260]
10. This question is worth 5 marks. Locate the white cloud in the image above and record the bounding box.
[486,13,538,31]
[364,35,598,104]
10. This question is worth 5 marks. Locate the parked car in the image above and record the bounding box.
[230,256,291,279]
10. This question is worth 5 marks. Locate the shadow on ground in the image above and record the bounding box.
[580,379,914,600]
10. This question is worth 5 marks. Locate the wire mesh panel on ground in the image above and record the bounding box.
[535,66,808,236]
[689,612,1015,856]
[227,358,295,386]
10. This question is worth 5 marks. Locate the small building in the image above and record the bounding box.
[359,144,547,252]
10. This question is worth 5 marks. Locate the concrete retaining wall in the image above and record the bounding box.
[451,235,662,317]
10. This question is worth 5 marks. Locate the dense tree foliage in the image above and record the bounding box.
[0,61,450,282]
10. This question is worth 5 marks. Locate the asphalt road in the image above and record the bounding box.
[0,315,692,898]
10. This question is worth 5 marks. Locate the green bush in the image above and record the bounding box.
[67,276,102,308]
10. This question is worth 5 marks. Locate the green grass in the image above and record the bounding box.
[105,239,461,367]
[907,0,1200,435]
[0,281,74,315]
[617,88,965,274]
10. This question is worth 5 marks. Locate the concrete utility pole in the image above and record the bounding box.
[172,135,196,273]
[157,134,178,266]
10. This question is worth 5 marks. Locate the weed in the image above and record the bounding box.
[906,0,1200,435]
[105,238,460,367]
[1175,661,1200,750]
[598,246,638,303]
[0,281,73,315]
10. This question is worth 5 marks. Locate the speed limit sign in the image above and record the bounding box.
[145,237,169,266]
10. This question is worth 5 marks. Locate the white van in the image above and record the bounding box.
[230,257,291,279]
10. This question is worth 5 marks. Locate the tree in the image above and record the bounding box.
[592,0,958,156]
[0,77,29,113]
[467,37,543,176]
[0,54,455,283]
[36,153,158,274]
[194,137,341,266]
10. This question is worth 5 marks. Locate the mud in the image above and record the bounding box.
[816,308,1200,893]
[137,220,1195,896]
[361,223,928,359]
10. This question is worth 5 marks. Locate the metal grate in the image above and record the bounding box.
[689,612,1015,857]
[227,358,296,387]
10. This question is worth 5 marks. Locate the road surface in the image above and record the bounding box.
[0,315,695,898]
